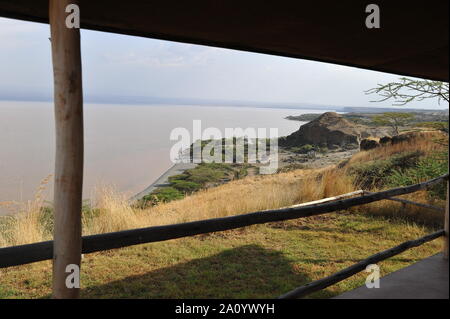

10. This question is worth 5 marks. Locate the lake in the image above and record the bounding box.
[0,101,332,212]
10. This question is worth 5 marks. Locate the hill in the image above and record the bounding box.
[280,112,365,149]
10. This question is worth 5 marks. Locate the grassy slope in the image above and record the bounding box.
[0,213,441,299]
[0,131,447,298]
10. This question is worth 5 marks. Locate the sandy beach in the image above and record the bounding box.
[130,162,197,201]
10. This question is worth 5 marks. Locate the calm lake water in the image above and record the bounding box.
[0,100,331,210]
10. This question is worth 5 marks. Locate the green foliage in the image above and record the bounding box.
[372,112,414,135]
[169,163,233,187]
[351,147,448,200]
[366,77,449,106]
[184,163,231,185]
[417,121,449,133]
[388,153,448,199]
[351,151,423,188]
[343,115,367,125]
[139,163,241,207]
[37,206,54,235]
[233,165,250,179]
[287,144,330,155]
[190,137,274,164]
[171,180,202,193]
[285,114,321,121]
[167,174,189,183]
[142,187,184,205]
[290,144,315,154]
[0,202,104,236]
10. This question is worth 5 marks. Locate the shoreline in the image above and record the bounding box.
[130,162,197,201]
[130,146,357,202]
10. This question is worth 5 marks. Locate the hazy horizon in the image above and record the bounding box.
[0,96,448,112]
[1,17,448,111]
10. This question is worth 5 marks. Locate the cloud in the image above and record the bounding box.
[0,18,446,109]
[102,42,218,68]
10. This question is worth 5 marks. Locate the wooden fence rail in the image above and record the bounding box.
[363,190,445,212]
[1,174,447,269]
[280,190,364,209]
[278,229,445,299]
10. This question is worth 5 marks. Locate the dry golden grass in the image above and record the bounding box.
[344,131,448,226]
[78,166,354,237]
[347,131,446,166]
[0,130,447,247]
[359,189,446,227]
[0,166,355,246]
[0,132,447,299]
[83,131,447,232]
[83,185,143,234]
[0,175,52,246]
[139,166,355,227]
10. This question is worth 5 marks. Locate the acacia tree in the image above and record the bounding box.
[366,77,449,105]
[372,112,414,136]
[366,77,449,135]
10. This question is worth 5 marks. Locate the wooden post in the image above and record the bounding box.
[49,0,84,298]
[444,178,449,260]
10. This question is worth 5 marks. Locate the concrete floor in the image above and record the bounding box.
[334,253,449,299]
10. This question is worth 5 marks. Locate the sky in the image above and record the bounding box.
[0,17,447,110]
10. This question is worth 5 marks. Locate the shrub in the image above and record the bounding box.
[388,153,448,199]
[142,187,184,206]
[417,121,449,133]
[171,180,202,193]
[351,151,423,189]
[168,174,189,183]
[233,164,250,179]
[185,169,224,185]
[184,163,232,185]
[290,144,315,154]
[139,163,238,206]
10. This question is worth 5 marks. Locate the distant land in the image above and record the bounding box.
[0,92,448,112]
[286,109,449,125]
[340,106,449,113]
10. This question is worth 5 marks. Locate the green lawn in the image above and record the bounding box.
[0,211,442,299]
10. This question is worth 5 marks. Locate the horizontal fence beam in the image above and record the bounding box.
[0,174,447,269]
[283,190,364,209]
[278,229,445,299]
[363,190,445,212]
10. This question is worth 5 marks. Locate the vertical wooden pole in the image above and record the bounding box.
[444,178,449,260]
[49,0,84,298]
